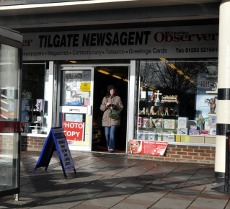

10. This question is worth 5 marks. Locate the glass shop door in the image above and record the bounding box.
[0,27,22,198]
[59,65,94,151]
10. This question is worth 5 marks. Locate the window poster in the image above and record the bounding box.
[62,70,91,106]
[195,68,217,133]
[196,66,217,94]
[62,71,83,106]
[195,94,217,118]
[128,140,168,156]
[63,121,85,141]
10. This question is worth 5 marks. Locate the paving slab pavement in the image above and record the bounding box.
[0,151,230,209]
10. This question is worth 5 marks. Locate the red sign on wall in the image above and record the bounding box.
[128,140,168,156]
[62,121,85,141]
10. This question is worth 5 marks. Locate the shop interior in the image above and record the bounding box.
[92,66,128,153]
[21,63,47,134]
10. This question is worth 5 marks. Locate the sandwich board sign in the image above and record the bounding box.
[34,127,76,178]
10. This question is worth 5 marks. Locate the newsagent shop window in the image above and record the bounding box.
[21,63,47,134]
[134,59,218,143]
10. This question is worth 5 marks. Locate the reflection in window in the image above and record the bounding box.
[0,44,19,121]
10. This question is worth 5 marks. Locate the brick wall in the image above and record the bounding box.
[128,144,215,164]
[21,135,46,151]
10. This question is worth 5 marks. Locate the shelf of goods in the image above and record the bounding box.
[137,95,216,145]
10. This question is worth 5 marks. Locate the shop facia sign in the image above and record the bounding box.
[23,25,218,60]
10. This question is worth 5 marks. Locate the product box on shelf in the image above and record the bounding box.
[138,117,143,128]
[208,115,217,125]
[188,120,197,130]
[137,132,146,140]
[177,128,188,135]
[177,117,188,128]
[200,130,209,135]
[162,130,175,142]
[154,130,162,141]
[204,125,211,132]
[152,118,162,128]
[190,125,198,130]
[163,119,176,129]
[147,133,155,140]
[175,135,181,142]
[207,115,216,135]
[205,115,216,132]
[32,128,40,134]
[205,136,216,144]
[142,118,149,128]
[181,135,190,142]
[162,134,175,142]
[210,128,216,135]
[189,129,200,135]
[190,136,205,143]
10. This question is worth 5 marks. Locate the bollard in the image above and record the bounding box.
[224,130,230,192]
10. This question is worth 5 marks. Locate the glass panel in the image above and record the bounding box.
[21,63,47,134]
[0,135,19,191]
[0,44,20,192]
[135,59,217,142]
[64,113,84,122]
[61,70,91,106]
[0,44,19,121]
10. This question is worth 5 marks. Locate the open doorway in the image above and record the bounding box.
[92,66,128,153]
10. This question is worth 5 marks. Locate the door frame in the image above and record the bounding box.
[57,65,94,151]
[57,62,135,152]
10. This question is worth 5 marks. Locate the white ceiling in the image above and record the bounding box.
[0,0,220,16]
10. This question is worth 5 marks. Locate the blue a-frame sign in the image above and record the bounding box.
[34,127,76,178]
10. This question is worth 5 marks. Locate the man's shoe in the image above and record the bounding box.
[108,149,114,153]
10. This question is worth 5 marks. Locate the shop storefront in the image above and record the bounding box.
[21,24,218,164]
[130,59,217,164]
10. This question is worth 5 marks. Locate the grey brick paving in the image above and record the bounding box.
[0,151,229,209]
